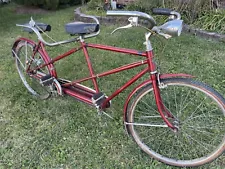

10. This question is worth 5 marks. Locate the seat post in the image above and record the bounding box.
[79,35,85,42]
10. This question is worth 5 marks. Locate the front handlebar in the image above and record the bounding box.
[107,9,183,39]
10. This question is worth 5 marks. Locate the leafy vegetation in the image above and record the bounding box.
[126,0,225,33]
[126,0,216,21]
[86,0,225,34]
[13,0,85,9]
[193,10,225,34]
[87,0,103,10]
[1,2,225,169]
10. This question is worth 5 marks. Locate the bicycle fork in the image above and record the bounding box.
[145,33,177,131]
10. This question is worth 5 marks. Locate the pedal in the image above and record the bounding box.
[40,74,54,86]
[92,92,111,109]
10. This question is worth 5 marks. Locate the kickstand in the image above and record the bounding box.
[97,109,114,120]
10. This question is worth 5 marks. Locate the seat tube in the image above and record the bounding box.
[80,38,99,92]
[145,33,175,129]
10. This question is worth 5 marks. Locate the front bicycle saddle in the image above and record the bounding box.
[65,22,99,35]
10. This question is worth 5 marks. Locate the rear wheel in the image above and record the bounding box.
[14,41,52,99]
[126,78,225,167]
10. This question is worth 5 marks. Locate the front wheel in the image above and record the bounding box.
[125,78,225,167]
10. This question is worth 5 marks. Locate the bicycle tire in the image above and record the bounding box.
[125,78,225,167]
[14,40,52,99]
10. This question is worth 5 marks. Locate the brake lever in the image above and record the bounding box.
[29,17,35,27]
[158,32,172,39]
[111,24,132,34]
[152,26,172,39]
[111,17,138,34]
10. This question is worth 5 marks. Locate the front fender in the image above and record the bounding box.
[123,73,194,120]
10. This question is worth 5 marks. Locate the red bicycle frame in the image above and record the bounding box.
[13,35,193,130]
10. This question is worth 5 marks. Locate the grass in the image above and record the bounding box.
[1,3,225,169]
[192,10,225,34]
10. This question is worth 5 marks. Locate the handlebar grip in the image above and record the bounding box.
[152,8,172,16]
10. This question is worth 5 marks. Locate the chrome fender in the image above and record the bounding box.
[12,38,62,95]
[12,38,56,77]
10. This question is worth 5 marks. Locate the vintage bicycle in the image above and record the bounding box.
[12,8,225,167]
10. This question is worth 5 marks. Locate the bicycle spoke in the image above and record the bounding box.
[143,129,168,145]
[184,97,207,123]
[25,41,28,70]
[165,87,172,111]
[175,136,186,160]
[180,132,200,159]
[173,87,178,116]
[185,126,217,136]
[137,99,159,115]
[13,50,26,70]
[137,115,162,119]
[135,106,158,116]
[182,131,212,152]
[179,90,201,116]
[126,122,167,127]
[178,88,192,118]
[179,88,192,114]
[183,109,221,123]
[187,123,225,130]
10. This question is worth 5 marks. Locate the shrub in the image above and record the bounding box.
[45,0,59,10]
[126,0,218,23]
[193,10,225,33]
[14,0,85,9]
[87,0,103,10]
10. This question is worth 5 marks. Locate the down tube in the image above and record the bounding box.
[102,67,149,108]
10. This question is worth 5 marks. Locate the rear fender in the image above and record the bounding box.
[123,73,194,120]
[12,38,37,56]
[12,38,61,95]
[12,38,56,77]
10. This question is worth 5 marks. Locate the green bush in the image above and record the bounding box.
[87,0,103,10]
[193,10,225,34]
[45,0,59,10]
[126,0,218,23]
[14,0,85,9]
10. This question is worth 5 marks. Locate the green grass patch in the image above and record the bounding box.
[193,10,225,34]
[1,3,225,169]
